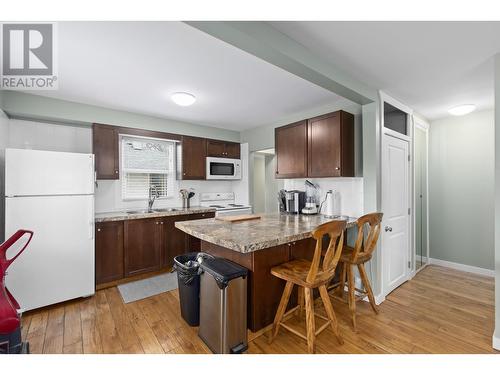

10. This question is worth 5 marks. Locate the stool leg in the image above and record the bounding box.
[319,285,343,345]
[297,286,304,318]
[304,287,315,354]
[358,263,378,314]
[337,262,347,299]
[347,264,357,331]
[269,281,294,343]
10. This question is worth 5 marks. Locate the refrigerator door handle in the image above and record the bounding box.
[88,202,94,240]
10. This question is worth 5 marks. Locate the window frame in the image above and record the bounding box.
[119,134,178,201]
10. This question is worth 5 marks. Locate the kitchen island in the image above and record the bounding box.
[176,213,357,332]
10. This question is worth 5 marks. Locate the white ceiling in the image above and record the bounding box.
[270,21,500,120]
[34,21,342,131]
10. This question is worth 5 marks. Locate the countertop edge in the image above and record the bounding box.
[95,207,216,223]
[175,218,357,254]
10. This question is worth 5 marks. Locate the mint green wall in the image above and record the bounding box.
[1,91,240,142]
[415,126,428,265]
[430,109,494,270]
[361,101,382,296]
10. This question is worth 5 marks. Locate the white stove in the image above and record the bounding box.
[199,192,252,217]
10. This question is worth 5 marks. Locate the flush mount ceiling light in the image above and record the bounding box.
[448,104,476,116]
[171,92,196,106]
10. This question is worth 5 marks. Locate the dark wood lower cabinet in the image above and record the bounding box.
[162,211,216,267]
[96,212,216,286]
[162,215,190,268]
[95,221,124,284]
[201,237,316,332]
[124,218,162,277]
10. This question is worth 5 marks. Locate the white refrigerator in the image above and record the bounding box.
[5,148,95,312]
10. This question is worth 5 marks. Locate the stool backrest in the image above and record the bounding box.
[350,213,383,262]
[307,220,347,284]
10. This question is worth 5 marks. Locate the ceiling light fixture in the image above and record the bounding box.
[448,104,476,116]
[171,92,196,106]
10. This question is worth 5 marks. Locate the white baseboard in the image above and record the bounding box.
[429,258,494,277]
[361,292,385,305]
[493,330,500,351]
[374,293,385,305]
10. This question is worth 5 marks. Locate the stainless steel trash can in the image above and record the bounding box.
[198,257,248,354]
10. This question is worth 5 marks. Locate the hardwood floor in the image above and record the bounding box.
[21,265,497,354]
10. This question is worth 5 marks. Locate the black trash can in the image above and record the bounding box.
[173,252,212,326]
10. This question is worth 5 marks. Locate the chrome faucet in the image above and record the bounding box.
[148,186,159,211]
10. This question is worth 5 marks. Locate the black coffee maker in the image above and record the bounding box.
[283,190,306,214]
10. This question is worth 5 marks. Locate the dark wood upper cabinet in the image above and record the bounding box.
[95,221,124,284]
[275,111,355,179]
[207,140,241,159]
[92,123,239,181]
[224,142,241,159]
[308,111,354,177]
[93,124,119,180]
[207,140,226,157]
[274,120,308,178]
[180,136,207,180]
[124,218,161,277]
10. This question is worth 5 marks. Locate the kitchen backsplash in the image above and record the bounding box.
[94,179,236,213]
[283,177,364,217]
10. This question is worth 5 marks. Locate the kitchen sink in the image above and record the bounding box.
[154,208,181,212]
[126,209,157,214]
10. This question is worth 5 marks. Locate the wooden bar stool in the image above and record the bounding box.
[269,220,346,354]
[330,213,383,331]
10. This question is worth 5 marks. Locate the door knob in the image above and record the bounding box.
[385,226,393,232]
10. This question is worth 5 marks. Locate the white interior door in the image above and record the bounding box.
[382,134,410,295]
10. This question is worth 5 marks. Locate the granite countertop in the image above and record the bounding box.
[95,206,216,223]
[175,212,358,253]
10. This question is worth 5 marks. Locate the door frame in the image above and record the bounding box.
[412,116,430,276]
[380,92,414,298]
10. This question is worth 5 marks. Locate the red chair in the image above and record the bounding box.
[0,230,33,354]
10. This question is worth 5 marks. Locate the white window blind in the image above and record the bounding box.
[121,136,176,200]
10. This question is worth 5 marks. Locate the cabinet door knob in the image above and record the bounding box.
[335,167,340,170]
[115,170,118,174]
[97,228,101,232]
[161,222,164,225]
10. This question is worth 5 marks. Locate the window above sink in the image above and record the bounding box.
[120,135,178,200]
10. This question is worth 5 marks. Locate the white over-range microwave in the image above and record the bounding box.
[206,157,241,180]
